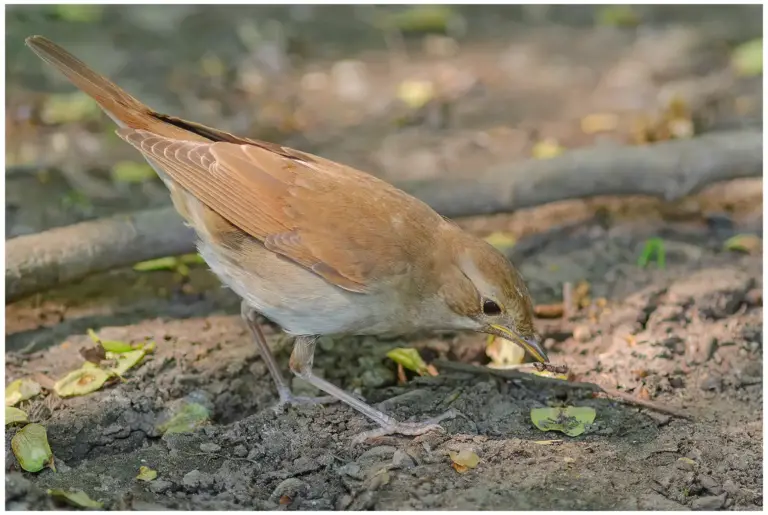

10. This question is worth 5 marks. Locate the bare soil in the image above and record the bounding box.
[5,5,762,511]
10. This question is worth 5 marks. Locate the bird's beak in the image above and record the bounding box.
[489,324,549,363]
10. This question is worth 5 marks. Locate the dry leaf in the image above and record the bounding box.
[136,465,158,481]
[724,234,761,255]
[11,423,55,473]
[580,113,619,134]
[449,448,480,473]
[5,378,42,406]
[531,138,564,159]
[486,335,526,368]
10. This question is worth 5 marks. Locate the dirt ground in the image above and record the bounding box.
[5,5,763,511]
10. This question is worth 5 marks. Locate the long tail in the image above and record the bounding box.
[25,35,153,127]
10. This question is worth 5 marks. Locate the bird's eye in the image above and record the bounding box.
[482,299,502,316]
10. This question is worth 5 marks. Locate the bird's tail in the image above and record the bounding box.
[25,35,151,127]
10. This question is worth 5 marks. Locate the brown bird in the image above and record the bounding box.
[26,35,548,442]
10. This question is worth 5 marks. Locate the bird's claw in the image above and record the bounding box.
[351,408,457,444]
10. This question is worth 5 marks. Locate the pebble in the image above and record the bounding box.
[233,444,248,458]
[358,446,398,464]
[722,479,739,495]
[182,470,212,490]
[700,375,722,391]
[638,492,689,510]
[392,449,415,469]
[690,493,726,510]
[199,442,221,453]
[669,376,685,389]
[698,474,722,495]
[572,325,592,343]
[149,480,172,494]
[675,457,697,471]
[338,462,364,480]
[269,477,306,503]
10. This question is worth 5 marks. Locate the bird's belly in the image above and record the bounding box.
[197,238,395,336]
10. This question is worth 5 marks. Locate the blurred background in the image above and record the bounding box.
[6,4,763,238]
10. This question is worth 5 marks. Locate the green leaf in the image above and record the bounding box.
[5,378,42,406]
[387,347,430,375]
[157,402,210,435]
[133,256,179,272]
[732,38,763,77]
[723,234,761,254]
[484,232,517,251]
[108,349,147,376]
[386,5,458,33]
[530,406,596,437]
[40,92,102,124]
[87,329,134,353]
[6,406,29,425]
[111,161,156,184]
[54,367,113,398]
[52,4,104,23]
[48,489,103,509]
[595,5,641,27]
[11,423,55,473]
[638,237,665,269]
[136,465,158,481]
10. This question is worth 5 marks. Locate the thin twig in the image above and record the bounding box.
[434,359,692,420]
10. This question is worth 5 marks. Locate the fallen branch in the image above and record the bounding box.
[6,209,194,303]
[6,130,761,302]
[433,360,692,420]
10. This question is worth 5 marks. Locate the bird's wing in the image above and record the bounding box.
[117,128,443,293]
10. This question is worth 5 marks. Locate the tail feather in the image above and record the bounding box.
[25,35,150,126]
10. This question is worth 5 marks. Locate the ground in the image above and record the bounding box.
[5,5,763,511]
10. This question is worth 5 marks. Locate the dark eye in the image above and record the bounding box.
[482,299,502,316]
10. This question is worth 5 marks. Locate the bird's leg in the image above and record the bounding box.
[289,335,456,443]
[241,302,337,411]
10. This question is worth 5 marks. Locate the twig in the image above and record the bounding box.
[434,359,692,420]
[6,130,762,302]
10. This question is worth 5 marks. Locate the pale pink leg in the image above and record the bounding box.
[289,335,456,444]
[241,302,337,411]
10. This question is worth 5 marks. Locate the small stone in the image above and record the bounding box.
[149,480,172,494]
[392,449,415,469]
[269,477,306,503]
[335,494,353,510]
[729,454,751,471]
[233,445,248,458]
[638,492,689,510]
[573,325,592,343]
[675,457,697,471]
[669,376,685,389]
[357,446,398,464]
[690,493,726,510]
[338,462,364,480]
[182,470,212,490]
[698,474,722,495]
[199,442,221,453]
[700,375,722,391]
[722,480,739,495]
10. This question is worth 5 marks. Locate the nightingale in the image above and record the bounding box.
[26,36,548,442]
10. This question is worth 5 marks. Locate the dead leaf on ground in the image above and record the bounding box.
[531,138,564,159]
[6,406,29,425]
[53,367,113,398]
[530,406,596,437]
[47,489,103,509]
[449,448,480,473]
[136,465,158,481]
[723,234,761,254]
[486,335,526,368]
[580,113,619,134]
[11,423,55,473]
[534,303,564,319]
[484,232,517,252]
[5,378,42,406]
[386,348,438,376]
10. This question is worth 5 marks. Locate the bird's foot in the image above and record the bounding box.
[271,387,339,414]
[351,408,458,444]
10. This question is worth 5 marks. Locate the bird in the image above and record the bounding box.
[25,35,548,442]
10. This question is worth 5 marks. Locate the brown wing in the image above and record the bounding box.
[117,128,444,293]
